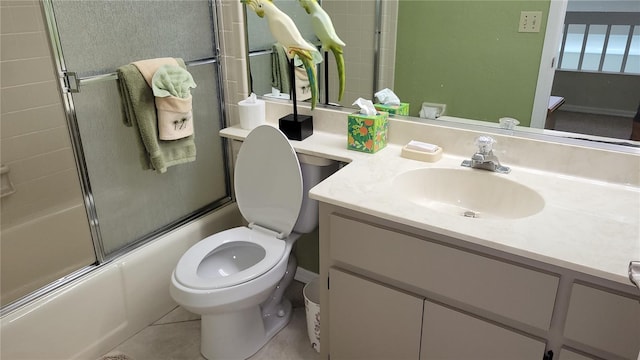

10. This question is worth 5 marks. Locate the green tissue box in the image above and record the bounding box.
[374,103,409,116]
[347,111,388,153]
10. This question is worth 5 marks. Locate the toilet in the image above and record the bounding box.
[170,125,337,360]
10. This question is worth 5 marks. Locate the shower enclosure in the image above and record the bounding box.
[1,0,231,313]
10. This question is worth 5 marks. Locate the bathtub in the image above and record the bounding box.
[0,203,242,360]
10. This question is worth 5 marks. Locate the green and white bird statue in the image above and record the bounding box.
[298,0,346,101]
[243,0,320,109]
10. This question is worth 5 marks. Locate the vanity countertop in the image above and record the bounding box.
[309,143,638,286]
[220,105,639,287]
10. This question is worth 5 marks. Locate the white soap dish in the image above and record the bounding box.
[401,145,443,162]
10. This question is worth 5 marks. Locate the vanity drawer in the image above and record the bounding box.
[564,283,640,359]
[329,214,559,330]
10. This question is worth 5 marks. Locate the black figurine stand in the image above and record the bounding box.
[279,59,313,141]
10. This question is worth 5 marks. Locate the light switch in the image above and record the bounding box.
[519,11,542,33]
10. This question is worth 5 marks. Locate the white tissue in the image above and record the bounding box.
[406,140,439,153]
[238,93,265,130]
[352,98,377,116]
[374,88,401,106]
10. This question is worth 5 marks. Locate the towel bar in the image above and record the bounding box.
[248,49,274,57]
[71,56,217,91]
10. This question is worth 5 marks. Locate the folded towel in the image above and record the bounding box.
[271,43,312,101]
[271,43,291,94]
[152,64,197,140]
[155,95,194,141]
[152,65,196,98]
[117,58,196,173]
[132,57,179,86]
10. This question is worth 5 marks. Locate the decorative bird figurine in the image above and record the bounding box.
[243,0,320,109]
[298,0,346,101]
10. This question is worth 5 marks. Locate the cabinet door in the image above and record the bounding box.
[564,283,640,359]
[329,268,423,360]
[421,301,547,360]
[557,349,597,360]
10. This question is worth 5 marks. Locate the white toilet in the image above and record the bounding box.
[170,125,337,360]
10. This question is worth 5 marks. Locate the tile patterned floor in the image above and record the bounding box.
[101,282,320,360]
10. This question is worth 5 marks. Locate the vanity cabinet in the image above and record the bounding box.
[328,212,559,329]
[319,204,640,360]
[328,267,546,360]
[321,206,558,359]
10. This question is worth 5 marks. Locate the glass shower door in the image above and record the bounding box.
[49,0,230,257]
[0,1,96,309]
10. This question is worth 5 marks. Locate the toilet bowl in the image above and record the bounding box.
[170,125,337,360]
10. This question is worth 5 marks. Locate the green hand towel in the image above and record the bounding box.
[271,43,291,94]
[152,65,197,99]
[117,60,196,174]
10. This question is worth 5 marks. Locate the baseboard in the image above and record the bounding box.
[294,267,319,284]
[560,104,636,118]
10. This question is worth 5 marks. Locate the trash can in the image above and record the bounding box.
[303,277,320,352]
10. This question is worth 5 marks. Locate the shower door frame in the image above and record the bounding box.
[1,0,232,316]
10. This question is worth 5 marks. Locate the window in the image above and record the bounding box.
[558,12,639,74]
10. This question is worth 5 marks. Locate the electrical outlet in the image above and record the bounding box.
[519,11,542,33]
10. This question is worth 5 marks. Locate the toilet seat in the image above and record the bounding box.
[174,227,285,290]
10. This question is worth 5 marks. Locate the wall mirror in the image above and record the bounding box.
[245,0,639,149]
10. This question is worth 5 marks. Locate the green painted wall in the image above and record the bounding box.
[394,0,550,126]
[295,228,320,273]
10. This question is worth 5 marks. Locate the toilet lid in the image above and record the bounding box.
[235,125,303,238]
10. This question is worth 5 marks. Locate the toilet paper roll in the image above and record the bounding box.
[238,97,266,130]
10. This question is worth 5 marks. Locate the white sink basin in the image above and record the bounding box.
[393,168,545,219]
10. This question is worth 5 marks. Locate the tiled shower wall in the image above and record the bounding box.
[218,0,250,129]
[316,0,397,105]
[378,0,398,90]
[317,0,377,105]
[0,0,95,305]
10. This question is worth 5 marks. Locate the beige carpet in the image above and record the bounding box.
[553,110,633,139]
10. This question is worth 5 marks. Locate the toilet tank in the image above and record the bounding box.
[293,154,339,234]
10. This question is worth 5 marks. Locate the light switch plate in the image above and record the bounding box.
[519,11,542,33]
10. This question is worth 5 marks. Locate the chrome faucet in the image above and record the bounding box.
[461,135,511,174]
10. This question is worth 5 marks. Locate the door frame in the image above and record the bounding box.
[531,0,568,129]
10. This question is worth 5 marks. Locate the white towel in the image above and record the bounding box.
[132,58,196,140]
[152,64,197,140]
